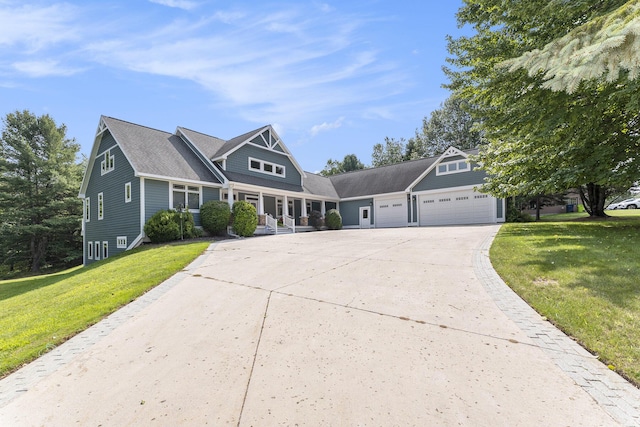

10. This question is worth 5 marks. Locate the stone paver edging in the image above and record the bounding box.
[0,243,218,409]
[473,228,640,427]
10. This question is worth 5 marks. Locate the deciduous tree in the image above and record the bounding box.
[445,0,637,217]
[319,154,365,176]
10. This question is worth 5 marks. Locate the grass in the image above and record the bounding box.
[490,209,640,385]
[0,241,210,378]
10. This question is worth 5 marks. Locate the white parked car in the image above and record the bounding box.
[617,198,640,209]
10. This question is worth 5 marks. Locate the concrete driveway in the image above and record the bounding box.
[1,226,637,426]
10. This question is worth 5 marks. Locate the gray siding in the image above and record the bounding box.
[226,144,301,186]
[144,179,169,222]
[84,132,139,265]
[203,186,220,202]
[339,199,373,226]
[412,165,487,192]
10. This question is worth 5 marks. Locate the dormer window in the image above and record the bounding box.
[436,159,470,176]
[101,149,115,175]
[248,157,286,177]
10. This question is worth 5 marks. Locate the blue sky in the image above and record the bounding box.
[0,0,468,172]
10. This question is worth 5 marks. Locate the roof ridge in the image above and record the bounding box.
[177,126,225,141]
[102,115,172,136]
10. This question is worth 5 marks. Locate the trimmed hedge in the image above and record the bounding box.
[232,201,258,237]
[200,200,231,235]
[143,209,199,243]
[325,209,342,230]
[309,210,323,230]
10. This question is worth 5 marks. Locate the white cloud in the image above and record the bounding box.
[310,117,344,136]
[149,0,199,11]
[0,3,79,52]
[12,60,84,77]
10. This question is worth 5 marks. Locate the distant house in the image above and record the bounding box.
[79,116,505,265]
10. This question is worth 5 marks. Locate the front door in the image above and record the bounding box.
[359,206,371,229]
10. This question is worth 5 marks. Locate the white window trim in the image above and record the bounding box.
[87,241,93,260]
[85,197,90,222]
[436,159,470,176]
[94,241,100,260]
[125,182,132,203]
[98,192,104,220]
[170,183,201,212]
[248,157,286,178]
[117,236,127,249]
[100,149,115,175]
[102,241,109,259]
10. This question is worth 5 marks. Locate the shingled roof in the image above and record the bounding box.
[102,117,222,184]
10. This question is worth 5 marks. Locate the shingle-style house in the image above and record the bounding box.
[79,116,505,265]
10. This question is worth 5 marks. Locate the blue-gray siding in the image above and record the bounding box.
[144,179,169,222]
[497,198,503,219]
[412,165,487,192]
[84,132,139,265]
[339,199,373,226]
[226,144,301,186]
[203,186,220,202]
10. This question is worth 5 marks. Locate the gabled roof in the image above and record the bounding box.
[213,126,268,158]
[176,127,226,159]
[329,157,438,199]
[303,172,339,199]
[329,148,479,199]
[90,117,223,187]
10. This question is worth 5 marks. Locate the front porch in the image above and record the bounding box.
[223,186,338,234]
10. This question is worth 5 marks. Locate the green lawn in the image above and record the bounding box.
[490,210,640,385]
[0,241,210,378]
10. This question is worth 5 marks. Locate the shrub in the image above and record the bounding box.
[200,201,231,235]
[506,203,534,223]
[144,210,180,243]
[232,201,258,237]
[144,209,199,243]
[308,210,323,230]
[325,209,342,230]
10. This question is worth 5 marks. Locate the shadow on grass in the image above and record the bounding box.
[498,219,640,307]
[0,251,132,302]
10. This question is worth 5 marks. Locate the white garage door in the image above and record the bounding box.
[375,197,407,228]
[419,189,494,226]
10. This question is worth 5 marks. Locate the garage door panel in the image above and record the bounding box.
[376,197,407,228]
[419,190,493,226]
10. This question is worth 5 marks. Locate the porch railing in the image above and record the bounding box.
[265,214,278,234]
[283,215,295,233]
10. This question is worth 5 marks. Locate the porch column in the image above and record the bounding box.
[321,200,326,216]
[227,185,234,209]
[284,195,289,216]
[301,197,308,217]
[258,192,265,215]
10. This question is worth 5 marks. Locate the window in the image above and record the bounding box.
[94,241,100,260]
[85,197,90,222]
[100,149,115,175]
[87,241,93,260]
[117,236,127,249]
[98,192,104,220]
[125,182,132,203]
[102,241,109,259]
[436,159,471,176]
[172,184,200,210]
[248,157,286,177]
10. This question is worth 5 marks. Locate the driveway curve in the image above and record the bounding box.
[1,226,638,426]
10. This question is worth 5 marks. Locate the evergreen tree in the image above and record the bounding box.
[0,110,83,274]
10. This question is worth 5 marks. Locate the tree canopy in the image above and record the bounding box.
[409,95,483,158]
[0,110,84,274]
[319,153,365,176]
[446,0,638,216]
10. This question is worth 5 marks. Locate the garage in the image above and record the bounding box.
[375,196,407,228]
[418,189,494,226]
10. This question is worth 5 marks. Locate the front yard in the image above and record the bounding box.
[490,210,640,386]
